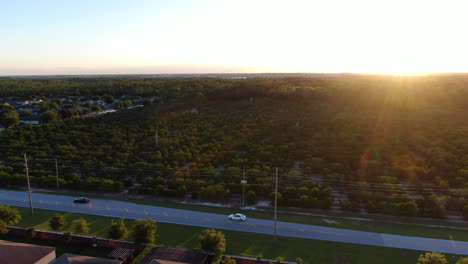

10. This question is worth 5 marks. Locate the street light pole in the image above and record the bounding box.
[274,167,278,240]
[24,153,34,215]
[242,169,246,208]
[55,159,59,189]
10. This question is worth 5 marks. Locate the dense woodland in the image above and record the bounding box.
[0,76,467,218]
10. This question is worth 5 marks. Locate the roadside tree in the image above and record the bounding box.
[132,218,157,244]
[417,252,447,264]
[0,205,21,225]
[71,218,89,235]
[199,229,226,255]
[49,214,65,231]
[108,218,129,240]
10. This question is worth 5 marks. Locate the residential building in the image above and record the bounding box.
[50,253,123,264]
[0,240,56,264]
[139,247,209,264]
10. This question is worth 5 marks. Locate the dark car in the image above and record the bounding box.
[73,197,90,203]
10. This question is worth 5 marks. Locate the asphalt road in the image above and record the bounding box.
[0,190,467,255]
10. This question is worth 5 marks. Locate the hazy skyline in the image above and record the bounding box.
[1,0,468,75]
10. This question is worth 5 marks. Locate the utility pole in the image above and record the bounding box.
[55,159,59,189]
[24,154,34,215]
[274,168,278,240]
[241,169,246,207]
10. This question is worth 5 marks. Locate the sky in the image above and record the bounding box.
[1,0,468,75]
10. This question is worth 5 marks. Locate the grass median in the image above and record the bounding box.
[10,206,466,264]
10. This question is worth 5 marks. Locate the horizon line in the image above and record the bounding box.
[2,72,468,78]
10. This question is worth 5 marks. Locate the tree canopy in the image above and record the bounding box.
[199,229,226,255]
[132,218,157,244]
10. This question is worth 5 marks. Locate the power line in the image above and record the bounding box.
[1,157,466,196]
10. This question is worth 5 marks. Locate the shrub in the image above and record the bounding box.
[0,221,8,235]
[0,205,21,225]
[417,252,447,264]
[71,218,89,235]
[49,214,65,231]
[220,256,236,264]
[130,243,155,264]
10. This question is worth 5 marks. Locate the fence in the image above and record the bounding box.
[7,226,146,251]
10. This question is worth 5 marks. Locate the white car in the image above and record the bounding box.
[228,213,247,221]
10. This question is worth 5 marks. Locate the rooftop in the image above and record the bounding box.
[0,240,56,264]
[50,253,123,264]
[139,247,208,264]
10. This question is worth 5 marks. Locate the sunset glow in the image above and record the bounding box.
[1,0,467,75]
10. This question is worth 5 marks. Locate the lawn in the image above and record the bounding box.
[12,206,467,264]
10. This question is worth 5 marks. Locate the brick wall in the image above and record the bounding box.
[7,226,146,251]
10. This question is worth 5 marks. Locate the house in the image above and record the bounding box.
[0,124,5,132]
[50,253,122,264]
[94,100,107,106]
[139,247,209,264]
[15,100,30,106]
[127,105,144,110]
[0,240,56,264]
[20,115,41,125]
[31,99,44,105]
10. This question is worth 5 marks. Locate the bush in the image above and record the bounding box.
[275,256,285,263]
[417,252,447,264]
[211,254,222,264]
[0,221,8,235]
[49,214,65,231]
[71,218,89,235]
[130,243,155,264]
[220,256,236,264]
[0,205,21,225]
